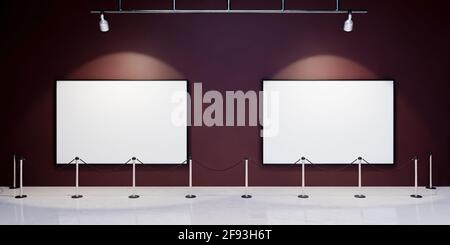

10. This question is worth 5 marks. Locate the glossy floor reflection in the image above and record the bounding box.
[0,187,447,225]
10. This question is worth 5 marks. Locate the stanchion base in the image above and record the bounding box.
[9,186,19,189]
[185,194,197,199]
[410,194,423,198]
[15,195,27,199]
[129,195,140,199]
[354,194,366,199]
[298,195,309,199]
[71,195,83,199]
[241,195,252,199]
[426,186,437,190]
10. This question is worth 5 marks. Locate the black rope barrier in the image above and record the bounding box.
[192,158,243,172]
[58,156,189,173]
[81,157,133,173]
[56,155,418,175]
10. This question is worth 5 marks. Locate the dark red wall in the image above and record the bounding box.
[1,0,449,186]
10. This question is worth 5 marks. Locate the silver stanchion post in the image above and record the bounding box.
[71,157,83,199]
[241,157,252,199]
[298,157,309,199]
[426,153,436,190]
[186,157,196,198]
[411,156,422,198]
[15,157,27,199]
[355,157,366,198]
[10,154,18,189]
[129,157,140,199]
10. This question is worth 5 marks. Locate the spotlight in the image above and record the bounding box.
[99,13,110,32]
[343,11,353,32]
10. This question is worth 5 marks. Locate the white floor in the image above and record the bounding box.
[0,186,448,225]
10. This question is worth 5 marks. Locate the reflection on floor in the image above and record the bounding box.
[0,187,447,225]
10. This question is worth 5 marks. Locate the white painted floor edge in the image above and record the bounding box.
[0,187,448,225]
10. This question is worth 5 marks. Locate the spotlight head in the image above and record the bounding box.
[343,11,353,32]
[99,13,110,32]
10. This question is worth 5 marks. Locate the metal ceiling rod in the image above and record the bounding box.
[91,0,367,14]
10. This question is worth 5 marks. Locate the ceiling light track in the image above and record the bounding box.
[91,9,367,14]
[95,0,364,32]
[91,0,367,15]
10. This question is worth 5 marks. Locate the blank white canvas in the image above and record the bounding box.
[263,80,394,164]
[57,80,187,164]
